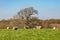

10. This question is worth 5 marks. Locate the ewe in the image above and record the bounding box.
[7,27,9,29]
[13,27,18,30]
[35,26,42,29]
[53,27,56,30]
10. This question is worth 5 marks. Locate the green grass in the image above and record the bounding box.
[0,29,60,40]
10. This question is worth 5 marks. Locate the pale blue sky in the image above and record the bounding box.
[0,0,60,20]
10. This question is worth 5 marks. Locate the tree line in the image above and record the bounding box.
[0,7,60,29]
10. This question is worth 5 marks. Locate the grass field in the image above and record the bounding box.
[0,29,60,40]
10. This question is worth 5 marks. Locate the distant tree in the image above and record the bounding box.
[16,7,38,28]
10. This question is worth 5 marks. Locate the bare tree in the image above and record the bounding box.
[14,7,38,28]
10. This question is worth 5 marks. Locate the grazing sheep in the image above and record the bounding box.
[39,26,41,29]
[35,26,42,29]
[7,27,9,29]
[13,27,18,30]
[53,27,56,30]
[24,26,26,29]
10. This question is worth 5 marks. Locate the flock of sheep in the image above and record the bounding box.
[6,25,56,30]
[7,27,18,30]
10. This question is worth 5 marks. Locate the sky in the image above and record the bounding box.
[0,0,60,20]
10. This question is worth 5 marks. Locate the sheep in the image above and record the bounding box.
[13,27,18,30]
[7,27,9,29]
[24,26,26,29]
[35,26,42,29]
[52,26,56,30]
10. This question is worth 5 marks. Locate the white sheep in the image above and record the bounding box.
[35,26,42,29]
[13,27,18,30]
[53,27,56,30]
[7,27,9,29]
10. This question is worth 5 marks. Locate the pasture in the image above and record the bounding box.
[0,29,60,40]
